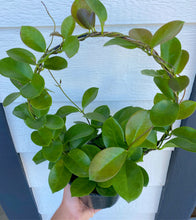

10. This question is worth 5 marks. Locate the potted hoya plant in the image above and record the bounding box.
[1,0,196,209]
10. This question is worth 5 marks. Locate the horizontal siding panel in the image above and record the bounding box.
[20,150,172,188]
[32,185,162,216]
[0,0,196,27]
[1,25,196,103]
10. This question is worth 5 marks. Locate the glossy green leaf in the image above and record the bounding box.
[20,74,45,98]
[63,149,91,177]
[139,166,149,187]
[85,112,107,123]
[89,147,127,182]
[13,103,32,120]
[91,105,110,128]
[31,106,50,118]
[56,106,79,119]
[30,90,52,110]
[0,57,33,82]
[174,50,189,74]
[44,56,68,70]
[168,76,189,92]
[82,87,98,109]
[3,92,21,107]
[113,106,142,131]
[61,16,76,39]
[113,160,144,202]
[154,77,175,100]
[163,137,196,152]
[20,26,46,52]
[32,150,46,165]
[141,69,167,78]
[104,38,137,49]
[129,28,152,44]
[161,37,181,67]
[64,123,95,144]
[43,140,63,162]
[49,159,71,193]
[102,117,125,148]
[70,177,96,197]
[85,0,107,32]
[172,126,196,143]
[62,36,80,58]
[128,147,143,162]
[25,116,46,129]
[7,48,36,65]
[138,130,157,149]
[151,20,184,47]
[10,78,25,90]
[45,115,64,130]
[96,185,117,197]
[81,144,101,160]
[150,100,179,126]
[31,127,53,146]
[153,93,169,104]
[125,110,153,147]
[177,100,196,120]
[97,178,113,188]
[71,0,94,29]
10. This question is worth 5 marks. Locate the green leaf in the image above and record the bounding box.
[49,159,71,193]
[150,100,179,126]
[168,76,189,92]
[64,123,95,144]
[82,87,98,109]
[81,144,101,160]
[25,116,46,129]
[85,0,107,32]
[91,105,110,128]
[161,37,181,67]
[138,130,157,149]
[172,126,196,143]
[42,140,63,162]
[125,110,153,147]
[151,20,184,47]
[45,115,64,130]
[177,100,196,120]
[44,56,68,70]
[89,147,127,182]
[61,16,76,39]
[32,150,46,165]
[62,36,80,58]
[13,103,32,119]
[154,77,175,100]
[71,0,95,29]
[141,69,167,78]
[139,166,149,187]
[97,179,113,188]
[153,93,169,104]
[163,137,196,152]
[0,57,33,82]
[3,92,21,107]
[30,90,52,110]
[128,147,143,162]
[112,160,144,202]
[20,74,45,99]
[48,162,55,170]
[102,117,126,148]
[63,149,91,177]
[31,127,53,146]
[174,50,189,74]
[104,38,137,49]
[96,185,117,197]
[85,112,107,123]
[7,48,36,65]
[31,106,50,118]
[129,28,152,44]
[56,105,79,119]
[20,26,46,52]
[10,79,25,90]
[70,177,96,197]
[113,106,142,131]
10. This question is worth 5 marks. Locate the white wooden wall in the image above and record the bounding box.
[1,1,196,219]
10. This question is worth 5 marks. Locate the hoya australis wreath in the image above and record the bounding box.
[1,0,196,203]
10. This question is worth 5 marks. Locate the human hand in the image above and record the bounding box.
[51,184,101,220]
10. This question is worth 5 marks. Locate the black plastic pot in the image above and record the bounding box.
[79,193,119,209]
